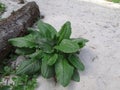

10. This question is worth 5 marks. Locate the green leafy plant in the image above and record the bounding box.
[0,75,37,90]
[8,20,88,87]
[11,75,37,90]
[107,0,120,3]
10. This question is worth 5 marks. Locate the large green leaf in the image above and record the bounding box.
[0,86,10,90]
[57,21,71,43]
[8,34,36,48]
[45,23,57,39]
[29,50,42,60]
[35,38,54,53]
[55,39,80,53]
[12,85,24,90]
[68,54,85,71]
[55,58,74,87]
[72,70,80,82]
[47,54,58,66]
[16,59,41,75]
[41,54,54,78]
[37,20,57,39]
[15,48,35,55]
[71,38,88,48]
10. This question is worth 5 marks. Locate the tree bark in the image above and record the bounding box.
[0,1,40,60]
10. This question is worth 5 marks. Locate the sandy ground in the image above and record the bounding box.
[0,0,120,90]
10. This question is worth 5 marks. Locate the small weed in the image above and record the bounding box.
[107,0,120,3]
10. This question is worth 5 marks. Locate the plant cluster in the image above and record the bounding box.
[0,20,88,89]
[107,0,120,3]
[0,74,37,90]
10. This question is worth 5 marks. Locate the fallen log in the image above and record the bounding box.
[0,1,40,61]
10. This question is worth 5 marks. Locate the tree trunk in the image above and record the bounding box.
[0,1,40,60]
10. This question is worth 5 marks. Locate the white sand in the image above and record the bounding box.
[0,0,120,90]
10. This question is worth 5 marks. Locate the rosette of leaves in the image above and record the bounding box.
[8,20,88,87]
